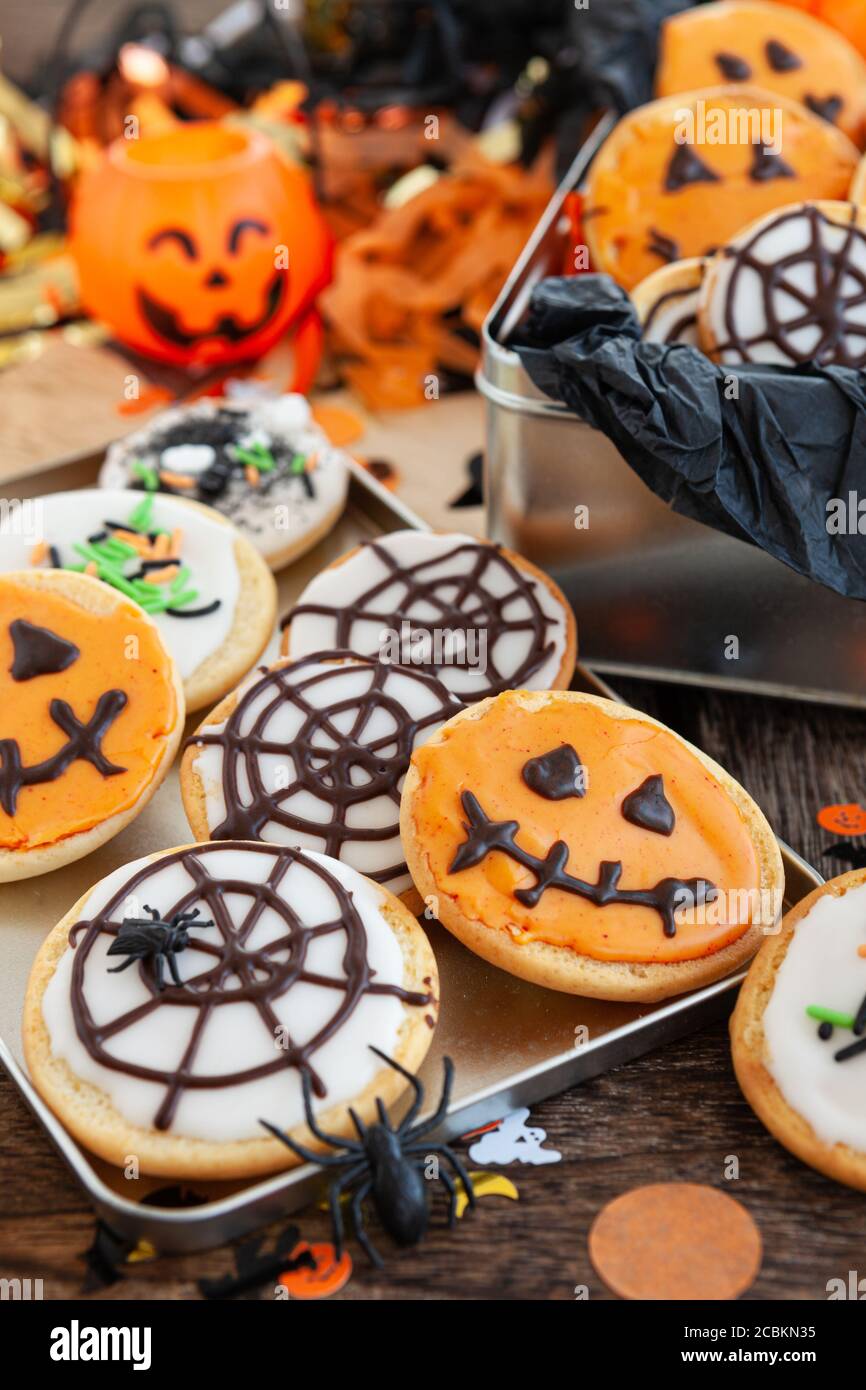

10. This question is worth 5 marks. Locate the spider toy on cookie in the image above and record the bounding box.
[0,570,183,881]
[99,394,349,570]
[0,489,275,712]
[401,690,783,1001]
[732,868,866,1191]
[23,841,438,1179]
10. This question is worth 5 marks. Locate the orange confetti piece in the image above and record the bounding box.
[116,386,174,416]
[310,403,365,447]
[589,1184,762,1301]
[29,540,48,565]
[279,1243,352,1300]
[245,465,261,487]
[84,562,98,577]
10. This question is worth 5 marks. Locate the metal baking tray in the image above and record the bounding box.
[0,455,823,1252]
[479,119,866,709]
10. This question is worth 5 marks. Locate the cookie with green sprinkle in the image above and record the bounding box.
[0,490,276,712]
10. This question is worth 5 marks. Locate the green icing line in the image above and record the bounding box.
[57,500,207,615]
[127,493,156,531]
[131,459,159,491]
[290,452,307,474]
[806,1005,855,1028]
[233,441,276,473]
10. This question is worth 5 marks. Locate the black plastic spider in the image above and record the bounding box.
[261,1048,476,1267]
[106,906,215,992]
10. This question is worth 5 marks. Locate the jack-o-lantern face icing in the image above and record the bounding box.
[766,1,866,63]
[584,87,859,289]
[657,2,866,146]
[0,575,178,853]
[70,125,332,369]
[406,692,767,965]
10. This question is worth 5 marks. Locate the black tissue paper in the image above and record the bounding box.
[515,275,866,601]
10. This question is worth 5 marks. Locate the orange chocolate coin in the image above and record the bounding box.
[589,1183,762,1301]
[583,87,859,289]
[656,2,866,146]
[0,570,183,879]
[401,690,783,1001]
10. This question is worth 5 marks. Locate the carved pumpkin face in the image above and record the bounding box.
[657,1,866,145]
[584,88,859,289]
[71,124,332,367]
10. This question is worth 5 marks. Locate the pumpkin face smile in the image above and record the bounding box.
[70,124,333,368]
[137,267,286,350]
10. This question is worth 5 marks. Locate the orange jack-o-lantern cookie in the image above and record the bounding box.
[656,2,866,146]
[583,87,859,289]
[0,570,183,881]
[401,690,784,1001]
[766,1,866,62]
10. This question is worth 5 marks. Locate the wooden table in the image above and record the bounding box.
[1,668,863,1302]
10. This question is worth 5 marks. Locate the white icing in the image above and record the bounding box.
[98,394,347,565]
[704,205,866,367]
[40,845,412,1143]
[0,489,239,683]
[763,882,866,1152]
[160,445,215,475]
[192,657,459,894]
[286,530,570,699]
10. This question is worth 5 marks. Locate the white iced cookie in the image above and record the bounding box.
[23,841,439,1179]
[699,199,866,367]
[0,489,275,712]
[633,258,705,347]
[732,868,866,1191]
[281,531,577,702]
[181,653,461,904]
[99,394,349,571]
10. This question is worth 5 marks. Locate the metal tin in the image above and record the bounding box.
[479,125,866,708]
[0,455,823,1252]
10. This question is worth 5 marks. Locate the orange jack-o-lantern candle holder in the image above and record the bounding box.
[70,123,333,374]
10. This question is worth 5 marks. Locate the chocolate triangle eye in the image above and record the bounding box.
[766,39,802,72]
[749,141,795,183]
[521,744,586,800]
[9,619,79,681]
[664,144,722,193]
[715,52,751,81]
[621,775,675,836]
[805,94,843,124]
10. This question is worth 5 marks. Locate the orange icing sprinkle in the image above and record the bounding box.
[0,580,177,851]
[410,695,761,964]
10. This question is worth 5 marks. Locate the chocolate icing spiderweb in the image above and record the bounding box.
[283,538,563,698]
[68,843,431,1131]
[719,204,866,367]
[190,652,459,885]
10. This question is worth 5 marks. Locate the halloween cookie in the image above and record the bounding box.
[23,841,438,1179]
[0,570,183,881]
[633,258,706,346]
[583,87,859,289]
[0,489,275,713]
[281,531,576,702]
[401,690,783,1001]
[767,1,866,62]
[181,652,461,904]
[656,2,866,146]
[731,868,866,1191]
[99,394,349,570]
[699,200,866,365]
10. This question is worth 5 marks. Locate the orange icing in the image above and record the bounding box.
[585,89,858,289]
[410,695,762,964]
[657,5,866,147]
[0,581,177,851]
